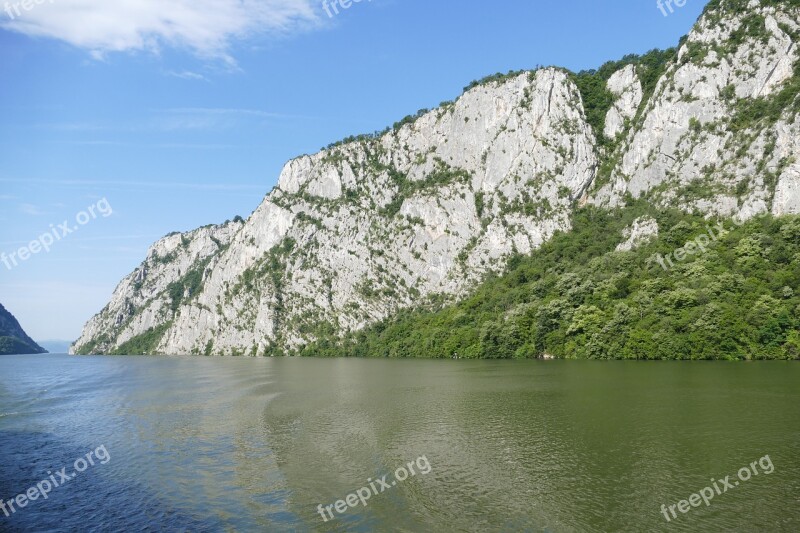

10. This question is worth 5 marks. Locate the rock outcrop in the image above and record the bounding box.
[615,217,660,252]
[604,65,644,139]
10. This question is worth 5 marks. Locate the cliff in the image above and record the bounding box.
[73,0,800,356]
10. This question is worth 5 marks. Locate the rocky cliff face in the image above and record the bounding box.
[591,0,800,219]
[73,0,800,356]
[603,65,644,140]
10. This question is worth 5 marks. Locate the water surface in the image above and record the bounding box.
[0,354,798,531]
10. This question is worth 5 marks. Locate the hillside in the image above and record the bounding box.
[0,303,46,355]
[73,0,800,357]
[295,206,800,360]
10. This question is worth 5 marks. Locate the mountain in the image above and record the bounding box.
[38,340,73,354]
[73,0,800,357]
[0,303,47,355]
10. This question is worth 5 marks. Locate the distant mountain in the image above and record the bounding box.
[38,340,72,354]
[0,304,47,355]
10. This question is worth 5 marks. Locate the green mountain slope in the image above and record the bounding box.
[294,206,800,360]
[0,303,46,355]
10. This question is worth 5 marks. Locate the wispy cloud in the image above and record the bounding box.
[35,122,105,132]
[0,235,154,247]
[35,107,297,133]
[166,70,210,82]
[153,107,291,131]
[0,178,264,192]
[164,107,287,118]
[0,0,321,65]
[62,140,238,149]
[19,203,46,216]
[64,140,131,146]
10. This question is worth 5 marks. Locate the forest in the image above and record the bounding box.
[292,203,800,360]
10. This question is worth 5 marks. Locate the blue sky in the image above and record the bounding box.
[0,0,710,343]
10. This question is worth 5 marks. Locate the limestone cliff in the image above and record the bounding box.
[73,0,799,356]
[592,0,799,219]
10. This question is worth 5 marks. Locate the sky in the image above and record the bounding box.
[0,0,710,343]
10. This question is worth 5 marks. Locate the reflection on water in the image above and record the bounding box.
[0,354,798,532]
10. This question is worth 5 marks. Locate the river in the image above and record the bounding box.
[0,354,797,531]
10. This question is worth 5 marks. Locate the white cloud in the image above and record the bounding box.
[0,0,320,64]
[19,203,46,216]
[167,70,210,82]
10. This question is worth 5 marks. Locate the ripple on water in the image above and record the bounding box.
[0,355,798,532]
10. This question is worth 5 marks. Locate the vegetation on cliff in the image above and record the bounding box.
[0,303,46,355]
[292,205,800,360]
